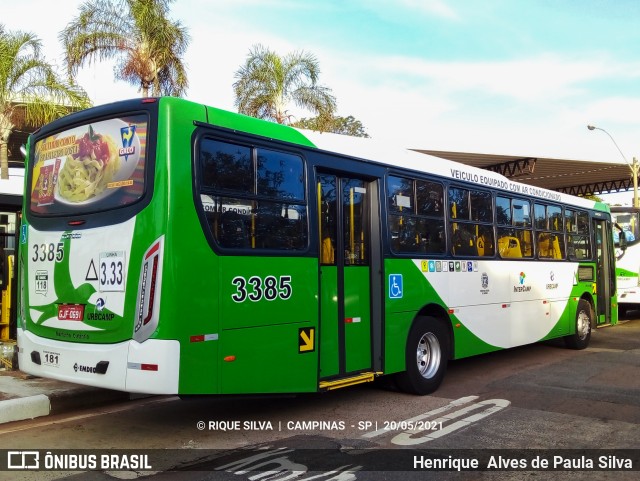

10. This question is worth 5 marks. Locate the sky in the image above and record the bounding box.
[4,0,640,203]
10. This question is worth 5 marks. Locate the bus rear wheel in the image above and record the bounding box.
[564,299,592,350]
[396,317,449,395]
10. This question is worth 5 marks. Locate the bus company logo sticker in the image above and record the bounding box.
[86,297,115,321]
[73,362,98,374]
[514,271,532,293]
[467,261,473,272]
[546,271,559,290]
[95,298,105,311]
[428,261,436,272]
[35,270,48,295]
[389,274,403,298]
[435,261,442,272]
[480,272,490,295]
[119,124,136,160]
[455,261,461,272]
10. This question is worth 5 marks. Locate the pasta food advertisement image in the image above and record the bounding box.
[30,115,147,214]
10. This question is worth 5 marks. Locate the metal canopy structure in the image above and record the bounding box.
[414,149,634,197]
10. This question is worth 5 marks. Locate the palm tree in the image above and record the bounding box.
[0,25,91,180]
[59,0,189,97]
[233,44,337,125]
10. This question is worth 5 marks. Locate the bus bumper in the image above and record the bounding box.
[16,328,180,394]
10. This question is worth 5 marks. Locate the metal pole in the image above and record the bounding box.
[587,125,637,206]
[633,157,639,208]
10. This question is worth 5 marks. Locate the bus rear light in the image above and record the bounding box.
[142,98,157,103]
[134,236,164,343]
[68,220,86,226]
[224,356,236,362]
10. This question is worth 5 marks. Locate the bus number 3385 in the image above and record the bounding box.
[231,275,293,303]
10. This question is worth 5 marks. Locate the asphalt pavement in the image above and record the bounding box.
[1,315,638,426]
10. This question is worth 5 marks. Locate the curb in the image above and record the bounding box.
[0,395,50,424]
[0,386,131,424]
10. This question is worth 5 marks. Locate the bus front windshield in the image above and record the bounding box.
[612,211,640,245]
[29,114,149,217]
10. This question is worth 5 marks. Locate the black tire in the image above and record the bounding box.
[395,317,449,395]
[564,299,592,350]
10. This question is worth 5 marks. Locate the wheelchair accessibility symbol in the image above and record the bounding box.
[389,274,403,299]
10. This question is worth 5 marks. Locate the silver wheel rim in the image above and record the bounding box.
[577,310,590,340]
[416,332,441,379]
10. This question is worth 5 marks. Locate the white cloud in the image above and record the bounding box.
[341,53,637,104]
[5,0,640,167]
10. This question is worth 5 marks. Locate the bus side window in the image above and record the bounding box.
[475,224,494,257]
[452,224,475,256]
[219,211,250,248]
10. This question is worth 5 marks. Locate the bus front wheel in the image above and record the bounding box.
[396,317,449,395]
[564,299,592,350]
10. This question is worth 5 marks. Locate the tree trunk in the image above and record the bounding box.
[0,116,12,180]
[0,135,10,180]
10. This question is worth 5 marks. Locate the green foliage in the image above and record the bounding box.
[59,0,189,97]
[233,44,336,124]
[0,24,91,179]
[583,194,603,202]
[293,115,370,138]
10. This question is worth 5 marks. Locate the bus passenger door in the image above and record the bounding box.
[594,218,615,324]
[317,173,381,383]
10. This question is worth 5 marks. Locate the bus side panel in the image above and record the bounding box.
[158,97,218,394]
[218,256,318,393]
[383,258,451,374]
[541,278,596,341]
[343,266,372,372]
[319,265,339,378]
[220,324,317,393]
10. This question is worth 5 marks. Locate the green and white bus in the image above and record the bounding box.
[17,97,617,396]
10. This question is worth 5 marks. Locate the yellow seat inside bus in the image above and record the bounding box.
[498,236,523,258]
[538,233,563,259]
[451,227,493,257]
